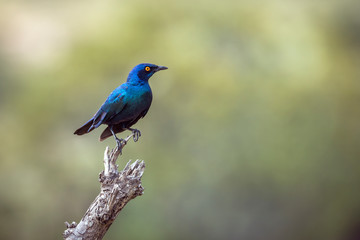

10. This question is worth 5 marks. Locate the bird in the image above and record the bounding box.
[74,63,168,147]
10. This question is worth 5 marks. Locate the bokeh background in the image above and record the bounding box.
[1,0,360,239]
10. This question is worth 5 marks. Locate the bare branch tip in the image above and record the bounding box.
[64,221,77,229]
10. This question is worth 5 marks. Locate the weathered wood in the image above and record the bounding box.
[63,135,145,240]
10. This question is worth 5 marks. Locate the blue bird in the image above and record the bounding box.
[74,63,168,146]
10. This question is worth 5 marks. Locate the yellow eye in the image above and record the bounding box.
[145,66,151,71]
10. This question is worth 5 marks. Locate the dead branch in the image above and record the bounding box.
[63,134,145,240]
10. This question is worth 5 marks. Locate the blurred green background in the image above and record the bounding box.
[1,0,360,239]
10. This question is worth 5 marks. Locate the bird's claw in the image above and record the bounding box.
[132,129,141,142]
[116,138,127,150]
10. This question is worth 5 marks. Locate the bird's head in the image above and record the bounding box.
[127,63,168,83]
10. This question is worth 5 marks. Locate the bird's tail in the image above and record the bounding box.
[74,118,95,135]
[74,110,107,136]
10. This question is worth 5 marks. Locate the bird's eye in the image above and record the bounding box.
[145,66,151,72]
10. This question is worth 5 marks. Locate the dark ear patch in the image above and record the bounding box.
[137,69,145,79]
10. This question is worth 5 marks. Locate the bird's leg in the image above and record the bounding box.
[126,127,141,142]
[109,125,126,150]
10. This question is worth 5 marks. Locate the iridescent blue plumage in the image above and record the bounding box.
[74,63,167,144]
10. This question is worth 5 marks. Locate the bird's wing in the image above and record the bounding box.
[74,85,128,135]
[85,86,127,131]
[98,86,127,119]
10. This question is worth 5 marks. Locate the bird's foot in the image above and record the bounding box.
[131,129,141,142]
[115,138,127,151]
[126,128,141,142]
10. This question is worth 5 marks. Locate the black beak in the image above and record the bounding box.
[156,66,168,72]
